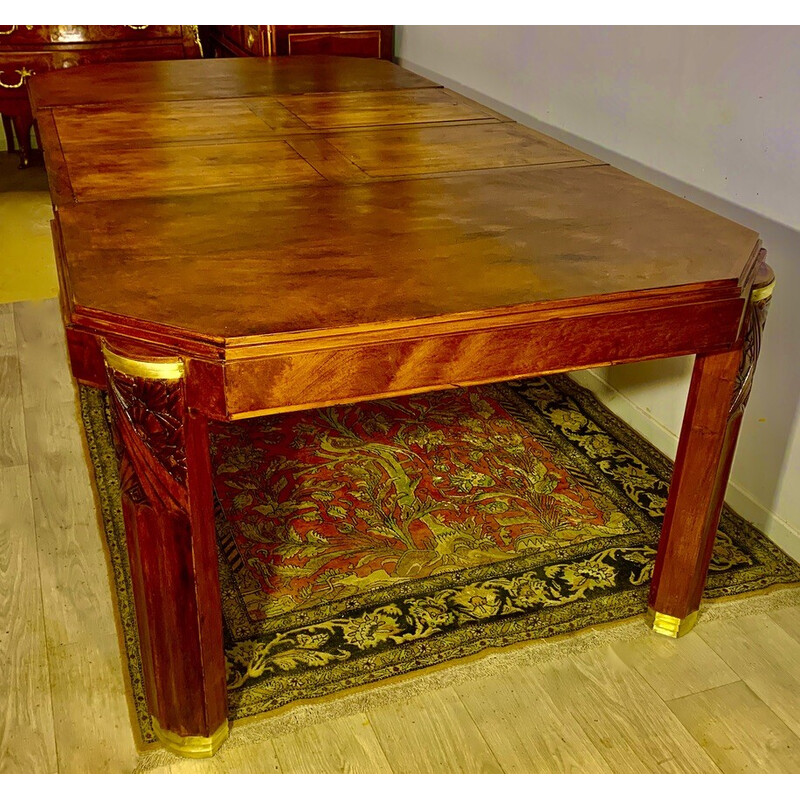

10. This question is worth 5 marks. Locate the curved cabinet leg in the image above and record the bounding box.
[2,113,15,153]
[648,262,775,637]
[102,343,229,757]
[10,111,33,169]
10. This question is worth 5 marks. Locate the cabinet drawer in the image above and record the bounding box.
[0,25,183,46]
[286,29,383,59]
[0,43,186,93]
[0,52,51,92]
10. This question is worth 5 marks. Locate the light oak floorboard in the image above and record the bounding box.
[367,687,502,773]
[612,626,739,701]
[698,614,800,738]
[271,713,393,773]
[769,604,800,646]
[14,299,78,414]
[25,398,117,648]
[0,354,26,468]
[456,666,609,773]
[0,465,58,773]
[0,304,15,354]
[47,634,138,774]
[532,645,719,773]
[667,681,800,773]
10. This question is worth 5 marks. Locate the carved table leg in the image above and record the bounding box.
[648,262,775,637]
[102,343,229,757]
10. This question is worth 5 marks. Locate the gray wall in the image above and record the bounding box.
[396,25,800,556]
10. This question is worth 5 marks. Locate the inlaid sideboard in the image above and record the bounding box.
[0,24,201,168]
[207,25,394,60]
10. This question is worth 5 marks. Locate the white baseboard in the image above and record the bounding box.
[570,369,800,562]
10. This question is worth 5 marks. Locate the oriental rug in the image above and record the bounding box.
[78,375,800,745]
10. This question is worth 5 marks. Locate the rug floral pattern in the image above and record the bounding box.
[78,375,800,740]
[210,387,633,621]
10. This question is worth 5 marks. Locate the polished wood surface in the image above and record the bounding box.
[52,166,757,341]
[30,55,773,752]
[28,56,435,109]
[276,87,499,128]
[66,140,327,201]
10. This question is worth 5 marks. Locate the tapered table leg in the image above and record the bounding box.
[101,343,229,757]
[648,262,775,637]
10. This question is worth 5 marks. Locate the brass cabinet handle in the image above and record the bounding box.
[0,67,35,89]
[0,25,34,35]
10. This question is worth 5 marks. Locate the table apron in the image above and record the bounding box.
[217,297,745,419]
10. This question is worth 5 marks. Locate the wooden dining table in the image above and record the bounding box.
[28,55,774,758]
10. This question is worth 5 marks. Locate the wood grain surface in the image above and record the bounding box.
[66,139,327,201]
[276,87,501,129]
[367,688,502,773]
[54,165,758,342]
[668,681,800,773]
[28,56,438,111]
[533,647,720,773]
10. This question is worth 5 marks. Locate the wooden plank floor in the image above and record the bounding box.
[2,296,800,774]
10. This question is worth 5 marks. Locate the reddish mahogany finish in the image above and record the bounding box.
[30,56,773,750]
[648,260,774,619]
[105,360,227,739]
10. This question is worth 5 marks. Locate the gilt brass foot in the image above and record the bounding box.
[645,607,699,638]
[152,718,229,759]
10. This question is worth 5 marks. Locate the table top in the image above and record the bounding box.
[31,56,760,350]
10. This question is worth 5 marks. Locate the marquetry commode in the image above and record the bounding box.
[207,25,394,60]
[29,55,775,758]
[0,24,200,168]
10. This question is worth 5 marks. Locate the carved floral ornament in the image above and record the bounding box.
[107,370,188,487]
[730,285,773,418]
